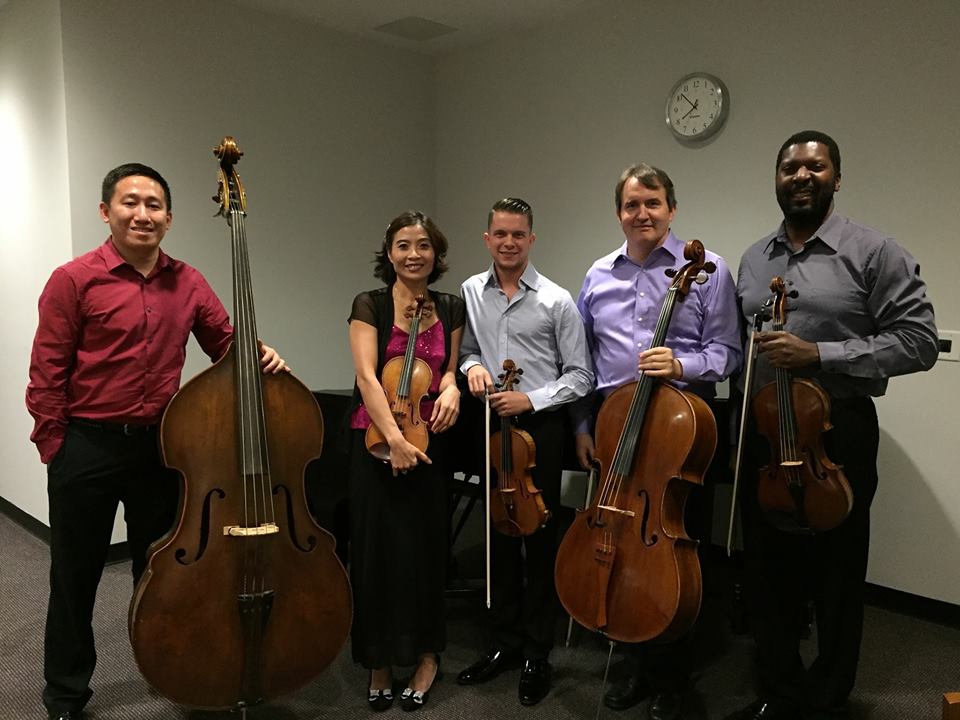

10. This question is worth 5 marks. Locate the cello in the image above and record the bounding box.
[752,277,853,533]
[128,137,352,710]
[364,295,432,461]
[489,359,550,537]
[554,240,717,644]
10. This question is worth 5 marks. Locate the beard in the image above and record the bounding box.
[777,183,835,228]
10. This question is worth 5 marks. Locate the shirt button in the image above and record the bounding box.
[640,292,645,297]
[637,317,643,322]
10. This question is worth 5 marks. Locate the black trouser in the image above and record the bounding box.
[488,410,564,661]
[43,421,179,716]
[742,397,879,717]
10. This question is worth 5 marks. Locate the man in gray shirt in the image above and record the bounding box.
[727,131,938,720]
[456,197,593,706]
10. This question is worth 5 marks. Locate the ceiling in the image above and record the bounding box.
[236,0,598,55]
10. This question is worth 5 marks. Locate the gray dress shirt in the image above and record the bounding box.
[459,263,594,412]
[737,212,938,398]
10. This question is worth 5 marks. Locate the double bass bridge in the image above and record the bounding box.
[224,522,280,537]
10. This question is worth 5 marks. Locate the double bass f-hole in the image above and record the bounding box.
[488,359,550,537]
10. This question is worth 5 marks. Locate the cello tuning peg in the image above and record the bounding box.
[516,368,524,376]
[665,268,678,278]
[694,270,710,285]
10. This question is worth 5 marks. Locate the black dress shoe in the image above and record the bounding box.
[604,673,649,710]
[400,654,441,712]
[457,648,520,685]
[649,691,683,720]
[518,659,552,706]
[722,699,801,720]
[49,713,84,720]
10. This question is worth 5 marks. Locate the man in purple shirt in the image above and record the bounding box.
[573,163,741,720]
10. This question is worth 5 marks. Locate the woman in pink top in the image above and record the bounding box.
[347,211,465,712]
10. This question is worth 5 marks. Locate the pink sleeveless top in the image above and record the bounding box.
[350,320,446,430]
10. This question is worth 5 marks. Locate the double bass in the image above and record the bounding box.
[129,138,352,710]
[752,277,853,533]
[364,295,432,461]
[554,240,717,643]
[489,359,550,537]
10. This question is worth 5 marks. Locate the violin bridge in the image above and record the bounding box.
[597,505,636,518]
[223,522,280,537]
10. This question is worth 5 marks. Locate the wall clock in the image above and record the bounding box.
[665,72,729,142]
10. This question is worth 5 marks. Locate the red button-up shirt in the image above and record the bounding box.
[26,239,234,463]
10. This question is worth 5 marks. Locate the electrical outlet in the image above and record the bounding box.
[938,330,960,362]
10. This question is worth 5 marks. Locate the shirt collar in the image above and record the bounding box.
[482,262,541,291]
[611,230,682,267]
[768,211,844,254]
[101,237,173,273]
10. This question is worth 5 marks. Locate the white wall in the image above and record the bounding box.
[0,0,72,526]
[435,0,960,603]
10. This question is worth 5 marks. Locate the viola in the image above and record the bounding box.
[554,240,717,643]
[753,276,853,533]
[489,360,550,537]
[128,137,352,709]
[364,295,433,461]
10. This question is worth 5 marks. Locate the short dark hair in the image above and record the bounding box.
[101,163,172,210]
[776,130,841,175]
[374,210,449,285]
[487,197,533,231]
[615,163,676,212]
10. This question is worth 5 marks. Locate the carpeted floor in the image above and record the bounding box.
[2,507,958,720]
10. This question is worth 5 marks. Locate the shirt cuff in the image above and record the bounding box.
[675,354,703,382]
[459,358,481,376]
[816,341,843,372]
[526,388,550,413]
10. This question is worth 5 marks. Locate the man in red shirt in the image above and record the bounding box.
[26,163,286,720]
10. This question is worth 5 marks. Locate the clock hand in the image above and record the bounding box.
[681,101,700,120]
[680,93,695,107]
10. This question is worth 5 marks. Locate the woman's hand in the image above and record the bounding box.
[387,435,432,477]
[430,385,460,434]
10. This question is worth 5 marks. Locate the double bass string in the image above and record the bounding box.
[229,197,275,597]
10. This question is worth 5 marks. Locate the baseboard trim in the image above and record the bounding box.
[864,582,960,629]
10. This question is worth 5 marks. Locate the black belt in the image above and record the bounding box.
[70,418,158,436]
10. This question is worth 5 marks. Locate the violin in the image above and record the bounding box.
[364,295,433,461]
[554,240,717,643]
[128,137,352,709]
[489,360,550,537]
[753,276,853,533]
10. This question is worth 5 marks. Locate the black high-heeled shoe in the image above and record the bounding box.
[400,654,441,712]
[367,669,394,712]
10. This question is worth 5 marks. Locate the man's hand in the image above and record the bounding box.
[755,331,819,369]
[638,346,682,380]
[258,342,290,374]
[489,390,533,417]
[466,365,494,398]
[575,432,595,471]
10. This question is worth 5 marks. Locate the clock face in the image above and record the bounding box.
[666,74,728,140]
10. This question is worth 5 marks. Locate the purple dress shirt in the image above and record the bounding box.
[574,231,742,433]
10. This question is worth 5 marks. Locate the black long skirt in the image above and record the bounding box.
[348,430,448,669]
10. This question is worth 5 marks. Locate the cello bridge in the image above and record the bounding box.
[223,522,280,537]
[597,504,636,518]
